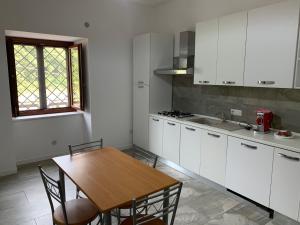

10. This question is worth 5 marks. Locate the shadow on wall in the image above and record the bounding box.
[172,76,300,132]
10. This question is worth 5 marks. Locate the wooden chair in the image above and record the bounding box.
[38,165,100,225]
[120,182,183,225]
[68,138,103,199]
[114,151,159,224]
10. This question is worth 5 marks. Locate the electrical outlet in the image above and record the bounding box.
[231,109,242,117]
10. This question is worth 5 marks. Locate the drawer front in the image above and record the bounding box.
[226,137,274,207]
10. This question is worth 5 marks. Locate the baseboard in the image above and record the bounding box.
[16,152,67,166]
[116,145,133,151]
[0,167,18,177]
[16,145,133,166]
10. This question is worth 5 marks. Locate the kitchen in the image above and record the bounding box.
[1,0,300,225]
[133,0,300,224]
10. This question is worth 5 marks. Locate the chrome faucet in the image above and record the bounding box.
[216,112,226,122]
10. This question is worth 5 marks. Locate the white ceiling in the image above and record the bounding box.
[128,0,171,6]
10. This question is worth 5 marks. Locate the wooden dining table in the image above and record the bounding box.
[52,147,180,225]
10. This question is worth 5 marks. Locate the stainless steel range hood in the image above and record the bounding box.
[155,31,195,75]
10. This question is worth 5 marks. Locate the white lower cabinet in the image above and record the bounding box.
[162,120,181,164]
[179,124,201,174]
[270,148,300,220]
[200,130,228,186]
[226,137,274,207]
[149,116,163,156]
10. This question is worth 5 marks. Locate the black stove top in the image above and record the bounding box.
[158,110,194,118]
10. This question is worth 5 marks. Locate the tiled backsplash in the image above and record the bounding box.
[172,76,300,132]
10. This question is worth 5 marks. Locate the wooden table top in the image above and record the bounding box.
[52,147,179,212]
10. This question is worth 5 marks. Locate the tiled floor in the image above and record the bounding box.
[0,150,299,225]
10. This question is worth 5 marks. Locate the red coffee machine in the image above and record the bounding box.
[255,109,273,133]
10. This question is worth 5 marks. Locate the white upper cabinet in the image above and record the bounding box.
[270,148,300,220]
[194,19,218,85]
[217,12,247,86]
[244,0,300,88]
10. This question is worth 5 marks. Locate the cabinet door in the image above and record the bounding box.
[270,148,300,220]
[200,130,227,186]
[162,120,180,164]
[133,85,149,150]
[244,0,299,88]
[217,11,247,86]
[194,19,218,85]
[179,124,201,174]
[133,34,150,86]
[226,137,274,207]
[149,116,164,156]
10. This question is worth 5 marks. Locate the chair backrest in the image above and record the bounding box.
[133,150,158,168]
[38,166,69,225]
[68,138,103,156]
[131,182,182,225]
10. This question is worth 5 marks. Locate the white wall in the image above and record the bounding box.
[152,0,284,33]
[0,0,153,174]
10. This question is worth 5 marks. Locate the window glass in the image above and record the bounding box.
[14,44,40,110]
[44,47,69,108]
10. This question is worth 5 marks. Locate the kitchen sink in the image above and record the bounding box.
[187,117,242,131]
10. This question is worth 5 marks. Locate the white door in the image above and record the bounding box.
[194,19,218,85]
[200,130,227,186]
[226,137,274,207]
[133,34,150,86]
[244,0,300,88]
[217,11,247,86]
[133,84,149,150]
[179,124,201,174]
[162,120,180,164]
[270,148,300,220]
[149,116,164,156]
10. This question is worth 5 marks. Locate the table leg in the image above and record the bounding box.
[163,188,169,224]
[59,168,66,202]
[104,211,112,225]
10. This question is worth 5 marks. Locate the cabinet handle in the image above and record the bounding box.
[241,143,257,150]
[137,81,144,85]
[278,153,300,162]
[257,81,275,85]
[223,81,236,85]
[167,122,176,126]
[208,133,220,138]
[152,118,159,122]
[138,85,144,88]
[203,81,210,84]
[186,127,196,131]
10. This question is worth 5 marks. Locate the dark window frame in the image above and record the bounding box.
[6,37,85,117]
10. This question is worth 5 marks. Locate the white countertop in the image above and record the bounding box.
[149,113,300,154]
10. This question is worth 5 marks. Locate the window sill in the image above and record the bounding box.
[12,111,84,122]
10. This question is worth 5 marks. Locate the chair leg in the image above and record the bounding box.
[117,208,121,225]
[76,186,80,199]
[96,213,102,225]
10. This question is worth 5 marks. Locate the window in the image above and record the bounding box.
[6,37,85,117]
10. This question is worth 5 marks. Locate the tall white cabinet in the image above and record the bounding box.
[244,0,300,88]
[133,33,173,151]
